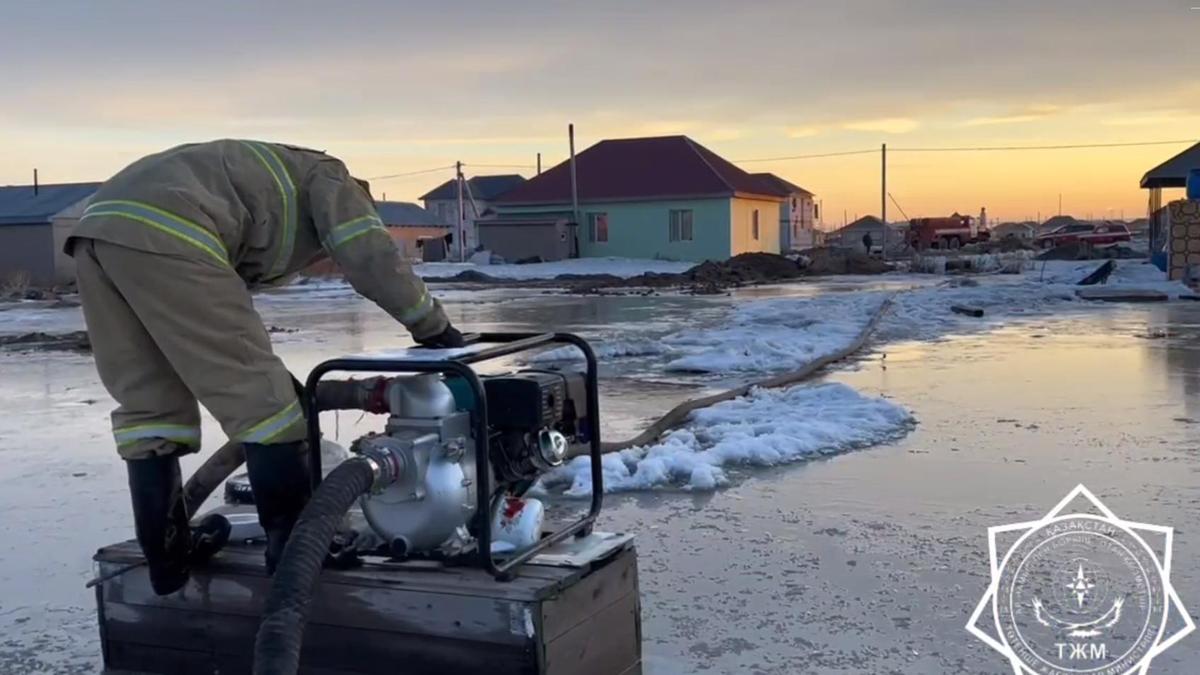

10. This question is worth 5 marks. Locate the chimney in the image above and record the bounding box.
[33,168,39,196]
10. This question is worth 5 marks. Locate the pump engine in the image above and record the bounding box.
[287,334,603,578]
[338,368,589,558]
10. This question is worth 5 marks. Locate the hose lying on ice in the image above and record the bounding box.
[574,293,896,458]
[253,457,377,675]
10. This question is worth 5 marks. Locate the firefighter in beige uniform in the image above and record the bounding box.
[68,139,463,595]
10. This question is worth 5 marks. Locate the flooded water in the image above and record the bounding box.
[1,279,1198,673]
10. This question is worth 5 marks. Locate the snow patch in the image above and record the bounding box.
[525,339,671,364]
[539,383,914,495]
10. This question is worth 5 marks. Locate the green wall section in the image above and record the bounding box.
[494,198,732,262]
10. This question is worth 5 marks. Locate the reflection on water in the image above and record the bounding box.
[3,282,1200,673]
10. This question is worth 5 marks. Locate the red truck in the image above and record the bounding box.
[907,214,990,250]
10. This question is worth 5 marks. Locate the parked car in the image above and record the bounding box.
[1035,223,1131,249]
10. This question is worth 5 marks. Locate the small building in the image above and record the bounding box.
[991,222,1037,240]
[375,201,451,260]
[1141,142,1200,271]
[0,182,100,286]
[420,174,526,253]
[491,135,786,262]
[750,173,818,251]
[477,217,576,263]
[826,216,905,254]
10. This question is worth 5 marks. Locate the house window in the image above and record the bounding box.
[791,197,797,209]
[751,209,760,240]
[588,212,608,243]
[813,203,819,220]
[669,209,694,242]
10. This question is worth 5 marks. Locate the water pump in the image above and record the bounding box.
[299,332,603,577]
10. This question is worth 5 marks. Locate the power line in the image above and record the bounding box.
[887,192,910,221]
[364,165,456,181]
[732,138,1196,165]
[891,139,1196,153]
[360,136,1195,181]
[465,163,538,169]
[735,148,877,163]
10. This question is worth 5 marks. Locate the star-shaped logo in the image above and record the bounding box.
[967,484,1194,675]
[1069,564,1096,607]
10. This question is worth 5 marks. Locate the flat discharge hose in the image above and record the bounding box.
[183,439,243,517]
[181,378,380,517]
[253,457,376,675]
[576,293,895,457]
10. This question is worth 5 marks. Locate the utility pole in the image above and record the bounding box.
[1058,193,1062,217]
[537,153,542,176]
[568,124,580,227]
[456,161,465,261]
[881,143,887,225]
[33,168,38,195]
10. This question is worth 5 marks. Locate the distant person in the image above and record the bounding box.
[66,140,464,595]
[862,231,874,253]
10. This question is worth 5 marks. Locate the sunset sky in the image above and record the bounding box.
[2,0,1199,226]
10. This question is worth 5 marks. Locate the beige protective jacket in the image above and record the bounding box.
[67,139,448,339]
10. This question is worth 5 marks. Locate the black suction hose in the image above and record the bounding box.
[253,457,377,675]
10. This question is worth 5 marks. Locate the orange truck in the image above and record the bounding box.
[907,214,990,250]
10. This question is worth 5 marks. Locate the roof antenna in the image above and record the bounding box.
[33,168,39,196]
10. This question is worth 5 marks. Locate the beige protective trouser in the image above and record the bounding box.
[74,239,306,460]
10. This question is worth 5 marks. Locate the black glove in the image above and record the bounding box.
[416,325,466,349]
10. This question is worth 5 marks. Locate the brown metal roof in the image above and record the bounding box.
[1140,142,1200,189]
[749,172,813,197]
[494,135,787,205]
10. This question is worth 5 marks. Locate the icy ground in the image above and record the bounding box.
[530,260,1192,493]
[1,258,1199,673]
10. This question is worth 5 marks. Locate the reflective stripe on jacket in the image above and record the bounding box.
[68,139,447,339]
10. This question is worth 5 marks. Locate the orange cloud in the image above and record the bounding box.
[962,104,1063,127]
[786,126,824,138]
[842,117,919,134]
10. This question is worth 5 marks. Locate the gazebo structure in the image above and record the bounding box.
[1142,142,1200,280]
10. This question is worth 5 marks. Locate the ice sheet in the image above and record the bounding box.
[539,382,915,494]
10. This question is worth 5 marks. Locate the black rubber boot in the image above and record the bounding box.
[125,453,192,595]
[243,441,313,574]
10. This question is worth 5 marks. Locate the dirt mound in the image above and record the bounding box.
[684,252,805,285]
[445,269,503,283]
[570,253,808,294]
[0,331,91,353]
[797,247,891,275]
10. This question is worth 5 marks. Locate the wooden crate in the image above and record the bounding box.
[1168,199,1200,286]
[94,540,641,675]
